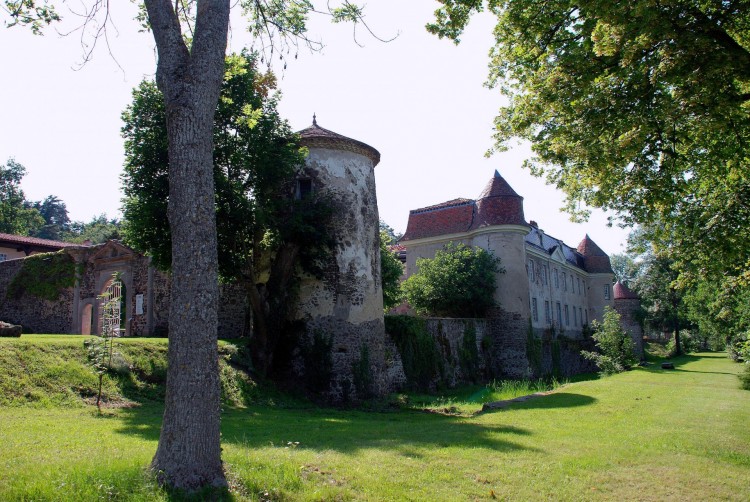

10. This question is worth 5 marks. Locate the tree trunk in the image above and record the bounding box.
[144,0,229,491]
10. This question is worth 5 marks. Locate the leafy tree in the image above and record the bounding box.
[427,0,750,286]
[63,214,121,244]
[403,242,503,317]
[0,158,44,236]
[379,219,402,245]
[121,52,332,376]
[380,229,404,312]
[7,0,373,491]
[609,253,641,287]
[29,195,70,241]
[581,306,637,375]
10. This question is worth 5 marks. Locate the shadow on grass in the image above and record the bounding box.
[479,392,597,415]
[111,401,537,455]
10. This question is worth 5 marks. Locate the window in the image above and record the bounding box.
[580,308,584,325]
[544,301,551,323]
[604,283,611,300]
[562,272,567,291]
[556,302,562,325]
[0,253,6,262]
[564,305,570,326]
[573,307,578,326]
[532,298,538,322]
[571,275,575,291]
[542,264,548,285]
[554,268,559,288]
[577,277,582,295]
[584,309,588,325]
[295,179,313,200]
[528,259,535,281]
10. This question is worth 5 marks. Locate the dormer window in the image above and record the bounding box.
[296,179,313,200]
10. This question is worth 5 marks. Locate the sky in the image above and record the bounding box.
[0,1,632,255]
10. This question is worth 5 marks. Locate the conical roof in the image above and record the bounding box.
[477,170,522,198]
[469,170,525,229]
[298,116,380,166]
[576,235,613,273]
[613,281,639,300]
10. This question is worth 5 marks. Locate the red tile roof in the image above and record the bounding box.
[401,171,526,241]
[576,235,613,274]
[298,119,380,166]
[614,281,639,300]
[0,232,76,250]
[401,201,474,241]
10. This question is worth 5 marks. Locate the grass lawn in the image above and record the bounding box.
[0,337,748,501]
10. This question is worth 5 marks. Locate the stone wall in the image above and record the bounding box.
[0,258,75,334]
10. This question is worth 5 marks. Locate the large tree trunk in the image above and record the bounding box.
[144,0,230,491]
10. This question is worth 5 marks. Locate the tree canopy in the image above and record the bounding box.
[427,0,750,282]
[403,242,503,317]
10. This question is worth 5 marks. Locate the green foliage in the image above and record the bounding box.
[351,344,373,399]
[62,214,122,244]
[403,242,503,317]
[7,251,78,301]
[302,331,334,394]
[2,0,60,34]
[581,307,638,375]
[428,1,750,310]
[0,158,44,236]
[385,315,441,391]
[380,229,404,311]
[739,364,750,391]
[121,51,312,278]
[379,219,402,245]
[28,195,70,241]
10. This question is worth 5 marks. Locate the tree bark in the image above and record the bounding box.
[144,0,230,491]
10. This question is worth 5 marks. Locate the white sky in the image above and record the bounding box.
[0,1,631,255]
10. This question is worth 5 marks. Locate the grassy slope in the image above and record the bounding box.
[0,337,747,501]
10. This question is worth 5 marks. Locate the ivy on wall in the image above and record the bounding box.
[7,251,79,301]
[385,315,442,391]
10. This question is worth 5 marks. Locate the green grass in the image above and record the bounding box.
[1,336,748,500]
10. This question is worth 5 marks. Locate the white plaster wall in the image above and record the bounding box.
[295,147,383,325]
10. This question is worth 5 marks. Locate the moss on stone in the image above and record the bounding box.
[7,251,79,302]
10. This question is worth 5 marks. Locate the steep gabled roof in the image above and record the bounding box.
[298,117,380,166]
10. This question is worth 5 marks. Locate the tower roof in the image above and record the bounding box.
[576,235,613,274]
[298,117,380,166]
[477,170,522,199]
[614,281,640,300]
[469,170,526,229]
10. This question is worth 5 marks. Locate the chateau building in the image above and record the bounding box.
[400,170,616,338]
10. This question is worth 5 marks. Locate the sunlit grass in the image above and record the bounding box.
[1,336,748,500]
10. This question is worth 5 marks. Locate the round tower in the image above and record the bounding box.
[613,281,645,360]
[294,117,386,400]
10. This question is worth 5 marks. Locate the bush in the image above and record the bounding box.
[380,230,404,312]
[385,315,442,391]
[581,307,638,375]
[402,242,503,318]
[739,364,750,391]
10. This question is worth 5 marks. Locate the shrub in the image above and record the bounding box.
[581,307,637,375]
[739,364,750,391]
[380,230,404,312]
[402,242,503,317]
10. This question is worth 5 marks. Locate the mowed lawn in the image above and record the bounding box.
[0,346,747,501]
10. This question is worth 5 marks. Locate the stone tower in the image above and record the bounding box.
[293,118,387,400]
[613,281,645,360]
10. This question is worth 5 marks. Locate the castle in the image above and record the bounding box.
[0,127,643,396]
[400,170,643,356]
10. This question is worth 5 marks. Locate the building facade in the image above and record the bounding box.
[400,170,616,340]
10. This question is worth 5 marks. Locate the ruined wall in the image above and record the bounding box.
[0,258,75,333]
